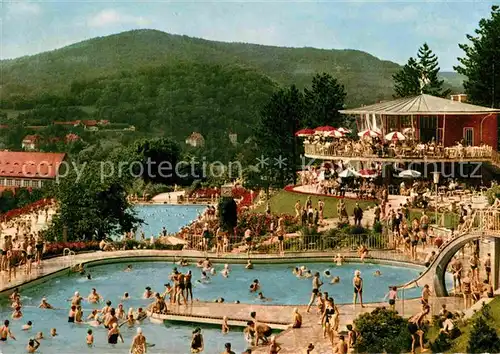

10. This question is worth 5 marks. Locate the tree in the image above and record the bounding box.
[354,307,411,353]
[455,6,500,108]
[124,138,182,185]
[218,197,238,234]
[304,73,346,128]
[417,43,451,97]
[45,162,141,241]
[393,57,421,98]
[467,315,500,353]
[393,43,450,98]
[253,85,304,192]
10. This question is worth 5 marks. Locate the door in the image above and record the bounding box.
[463,127,474,146]
[419,116,437,143]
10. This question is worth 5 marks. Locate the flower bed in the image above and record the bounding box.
[43,241,101,258]
[283,184,376,200]
[0,198,54,223]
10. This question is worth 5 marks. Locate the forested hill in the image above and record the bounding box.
[0,29,401,106]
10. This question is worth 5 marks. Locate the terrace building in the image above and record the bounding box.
[303,94,500,165]
[0,151,66,190]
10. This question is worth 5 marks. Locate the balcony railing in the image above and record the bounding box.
[303,143,493,160]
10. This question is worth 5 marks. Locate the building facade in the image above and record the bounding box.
[0,151,66,190]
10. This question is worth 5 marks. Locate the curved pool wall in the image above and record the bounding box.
[133,204,207,236]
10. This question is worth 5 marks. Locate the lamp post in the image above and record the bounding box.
[432,172,440,226]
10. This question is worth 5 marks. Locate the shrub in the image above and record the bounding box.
[486,185,500,205]
[373,221,383,233]
[466,315,500,353]
[430,332,454,352]
[354,307,411,353]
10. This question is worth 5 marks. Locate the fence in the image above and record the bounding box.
[185,232,392,254]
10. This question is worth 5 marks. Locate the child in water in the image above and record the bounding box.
[221,316,229,334]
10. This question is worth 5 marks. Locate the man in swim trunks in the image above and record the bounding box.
[253,322,272,346]
[0,320,16,341]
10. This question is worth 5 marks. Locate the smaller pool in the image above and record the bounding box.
[134,204,206,237]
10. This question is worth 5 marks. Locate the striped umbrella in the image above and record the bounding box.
[325,129,344,138]
[357,129,381,138]
[385,131,406,141]
[295,128,315,137]
[314,126,336,134]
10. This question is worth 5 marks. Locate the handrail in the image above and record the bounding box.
[303,142,493,160]
[397,208,500,291]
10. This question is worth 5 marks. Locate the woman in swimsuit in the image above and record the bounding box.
[190,327,204,353]
[322,297,336,345]
[107,323,124,344]
[130,327,147,354]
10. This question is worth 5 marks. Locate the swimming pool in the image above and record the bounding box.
[134,204,207,237]
[0,261,448,353]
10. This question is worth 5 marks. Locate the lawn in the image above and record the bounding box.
[427,298,500,353]
[252,190,376,219]
[409,209,460,229]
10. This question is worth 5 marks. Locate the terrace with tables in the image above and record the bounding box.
[300,94,500,164]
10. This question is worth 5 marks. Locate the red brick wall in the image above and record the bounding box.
[443,114,498,149]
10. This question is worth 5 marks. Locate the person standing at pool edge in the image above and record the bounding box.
[353,270,365,308]
[306,272,323,313]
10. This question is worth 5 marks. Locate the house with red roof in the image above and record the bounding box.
[0,151,66,189]
[22,135,41,151]
[186,132,205,148]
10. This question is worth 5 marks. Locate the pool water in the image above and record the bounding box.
[0,261,438,353]
[134,205,207,237]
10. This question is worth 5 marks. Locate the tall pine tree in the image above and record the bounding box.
[393,57,421,98]
[304,73,346,127]
[455,5,500,108]
[393,43,450,98]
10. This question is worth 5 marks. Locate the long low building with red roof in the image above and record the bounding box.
[0,151,66,189]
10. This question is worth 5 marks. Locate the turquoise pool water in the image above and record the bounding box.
[133,204,207,237]
[0,261,443,353]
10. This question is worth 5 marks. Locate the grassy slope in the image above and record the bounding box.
[0,29,401,106]
[253,190,375,220]
[426,298,500,353]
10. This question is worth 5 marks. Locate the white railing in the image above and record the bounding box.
[63,248,76,268]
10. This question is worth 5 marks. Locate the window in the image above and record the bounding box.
[22,179,29,187]
[32,180,41,188]
[6,179,13,186]
[14,179,22,187]
[464,127,474,146]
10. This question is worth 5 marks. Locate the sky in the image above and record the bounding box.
[0,0,495,70]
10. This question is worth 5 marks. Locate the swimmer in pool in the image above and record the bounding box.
[12,306,22,319]
[86,329,94,347]
[334,254,344,266]
[50,328,57,337]
[143,287,153,299]
[124,265,133,272]
[178,258,189,266]
[330,276,340,284]
[87,273,92,280]
[374,270,382,277]
[0,320,16,341]
[304,270,313,278]
[249,279,260,293]
[324,270,332,278]
[87,288,101,303]
[27,338,40,353]
[39,297,54,309]
[245,260,254,269]
[22,321,32,330]
[222,316,229,334]
[258,292,272,302]
[122,292,130,301]
[221,265,229,278]
[69,292,83,306]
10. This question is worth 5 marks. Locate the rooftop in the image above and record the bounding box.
[0,151,66,179]
[341,94,500,115]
